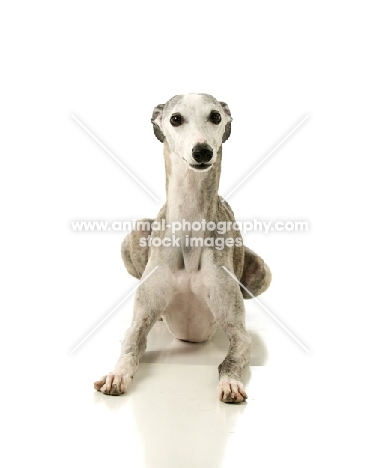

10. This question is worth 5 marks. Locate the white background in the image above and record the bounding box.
[1,1,373,467]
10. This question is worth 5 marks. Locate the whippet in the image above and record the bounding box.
[94,93,271,403]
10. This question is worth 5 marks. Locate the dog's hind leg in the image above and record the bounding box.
[121,218,154,279]
[94,262,173,396]
[239,246,272,299]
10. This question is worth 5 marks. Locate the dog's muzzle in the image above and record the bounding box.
[191,143,213,170]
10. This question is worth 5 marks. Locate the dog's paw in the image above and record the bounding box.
[218,378,247,403]
[94,373,131,396]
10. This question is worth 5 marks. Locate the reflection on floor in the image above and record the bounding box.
[65,302,311,468]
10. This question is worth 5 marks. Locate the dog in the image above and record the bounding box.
[94,93,271,403]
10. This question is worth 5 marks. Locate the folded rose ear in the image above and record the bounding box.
[219,101,232,143]
[151,104,165,143]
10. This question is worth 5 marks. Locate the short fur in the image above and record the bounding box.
[95,94,271,403]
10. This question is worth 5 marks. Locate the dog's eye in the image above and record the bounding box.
[209,111,221,125]
[170,113,183,127]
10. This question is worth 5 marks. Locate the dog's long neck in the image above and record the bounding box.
[163,141,221,224]
[163,141,222,272]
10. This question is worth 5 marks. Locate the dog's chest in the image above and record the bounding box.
[161,267,216,342]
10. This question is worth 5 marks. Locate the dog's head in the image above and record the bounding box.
[151,94,232,172]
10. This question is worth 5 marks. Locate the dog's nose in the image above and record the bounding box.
[192,143,213,163]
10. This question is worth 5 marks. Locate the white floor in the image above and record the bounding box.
[3,284,371,467]
[52,302,321,468]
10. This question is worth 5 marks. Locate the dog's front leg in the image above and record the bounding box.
[207,266,252,403]
[94,264,172,396]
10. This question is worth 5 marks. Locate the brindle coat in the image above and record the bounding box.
[95,94,271,403]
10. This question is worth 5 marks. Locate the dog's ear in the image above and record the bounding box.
[220,101,232,143]
[151,104,165,143]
